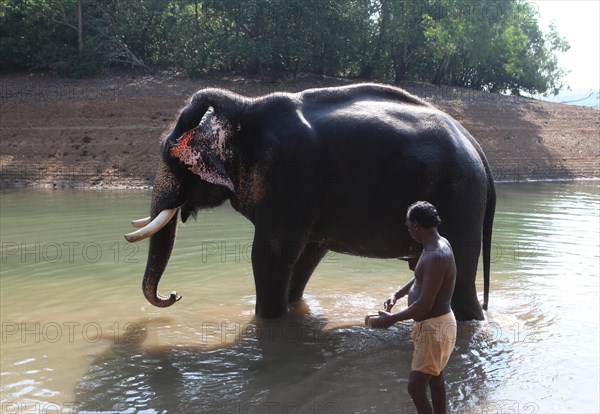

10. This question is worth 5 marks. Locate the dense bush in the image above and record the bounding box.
[0,0,569,95]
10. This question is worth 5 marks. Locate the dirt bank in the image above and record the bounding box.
[1,72,598,189]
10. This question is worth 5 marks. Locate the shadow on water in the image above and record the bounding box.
[74,307,346,413]
[73,301,509,413]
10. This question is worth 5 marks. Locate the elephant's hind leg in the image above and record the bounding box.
[451,246,485,321]
[287,242,328,303]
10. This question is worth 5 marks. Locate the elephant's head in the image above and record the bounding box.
[125,103,238,307]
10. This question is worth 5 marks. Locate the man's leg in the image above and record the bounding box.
[407,370,433,413]
[429,371,447,414]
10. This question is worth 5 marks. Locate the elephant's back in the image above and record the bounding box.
[305,98,488,256]
[306,99,485,180]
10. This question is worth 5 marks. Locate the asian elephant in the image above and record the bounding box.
[125,83,496,321]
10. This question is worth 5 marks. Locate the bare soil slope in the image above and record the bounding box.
[1,72,598,188]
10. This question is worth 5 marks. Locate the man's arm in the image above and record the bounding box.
[374,256,446,328]
[396,278,415,298]
[384,278,415,311]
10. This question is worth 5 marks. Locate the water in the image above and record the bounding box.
[1,181,598,413]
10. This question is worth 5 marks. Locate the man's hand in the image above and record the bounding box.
[370,311,397,329]
[384,295,397,312]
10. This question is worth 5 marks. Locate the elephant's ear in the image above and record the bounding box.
[170,107,235,192]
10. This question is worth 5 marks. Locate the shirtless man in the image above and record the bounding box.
[372,201,457,414]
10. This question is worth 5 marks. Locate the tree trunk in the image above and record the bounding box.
[433,54,450,85]
[394,43,409,83]
[360,0,390,80]
[77,0,83,54]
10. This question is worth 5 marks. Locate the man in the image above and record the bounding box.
[372,201,457,414]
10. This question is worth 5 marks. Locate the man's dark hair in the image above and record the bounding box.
[406,201,441,228]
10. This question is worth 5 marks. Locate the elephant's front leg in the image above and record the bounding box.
[288,242,328,304]
[251,231,304,318]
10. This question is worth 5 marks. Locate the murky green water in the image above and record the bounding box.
[1,181,598,413]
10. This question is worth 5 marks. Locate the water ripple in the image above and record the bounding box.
[1,182,598,413]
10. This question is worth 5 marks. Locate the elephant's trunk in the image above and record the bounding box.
[141,209,182,307]
[126,160,187,307]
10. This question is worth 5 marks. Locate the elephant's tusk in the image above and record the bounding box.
[124,208,178,243]
[131,216,151,228]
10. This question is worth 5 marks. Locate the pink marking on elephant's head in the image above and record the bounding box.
[170,107,235,192]
[170,129,199,164]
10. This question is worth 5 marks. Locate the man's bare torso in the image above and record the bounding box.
[408,237,456,321]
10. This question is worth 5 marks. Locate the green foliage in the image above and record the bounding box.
[0,0,570,94]
[417,0,570,95]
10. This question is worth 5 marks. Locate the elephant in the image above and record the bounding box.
[125,83,496,321]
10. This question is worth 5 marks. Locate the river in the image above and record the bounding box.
[1,181,598,413]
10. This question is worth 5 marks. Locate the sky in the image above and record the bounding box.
[533,0,600,104]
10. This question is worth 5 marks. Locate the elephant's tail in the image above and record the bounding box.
[482,171,496,311]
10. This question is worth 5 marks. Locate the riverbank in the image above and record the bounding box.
[1,71,598,189]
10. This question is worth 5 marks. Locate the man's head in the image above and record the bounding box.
[406,201,441,242]
[406,201,441,228]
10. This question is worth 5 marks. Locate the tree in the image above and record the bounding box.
[0,0,570,96]
[419,0,569,94]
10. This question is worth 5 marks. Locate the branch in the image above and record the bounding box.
[50,15,78,32]
[238,22,257,39]
[86,3,147,68]
[560,90,597,104]
[110,37,147,68]
[49,3,78,32]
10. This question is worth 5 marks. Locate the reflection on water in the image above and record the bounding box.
[1,181,598,413]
